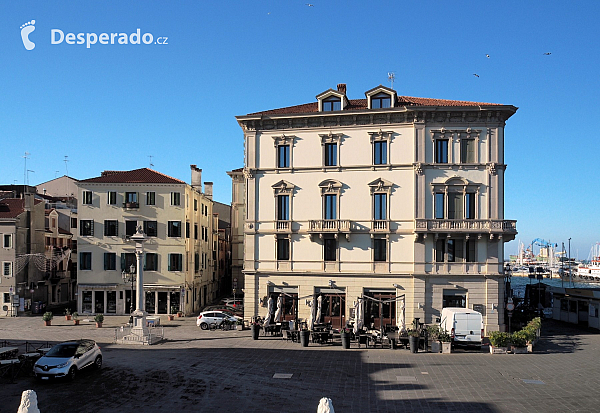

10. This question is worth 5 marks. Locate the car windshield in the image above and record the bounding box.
[45,343,78,358]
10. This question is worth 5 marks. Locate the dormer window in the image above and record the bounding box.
[322,96,341,111]
[365,85,396,109]
[371,92,391,109]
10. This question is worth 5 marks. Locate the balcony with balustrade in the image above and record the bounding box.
[414,219,517,241]
[308,219,353,240]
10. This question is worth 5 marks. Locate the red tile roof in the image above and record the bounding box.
[0,198,42,219]
[246,96,502,116]
[80,168,186,184]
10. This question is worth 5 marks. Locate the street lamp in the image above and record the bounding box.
[122,264,136,314]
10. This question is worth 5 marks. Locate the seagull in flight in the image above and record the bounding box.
[543,52,551,55]
[486,54,490,58]
[306,3,314,6]
[473,73,479,78]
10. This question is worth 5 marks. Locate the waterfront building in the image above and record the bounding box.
[75,166,217,315]
[236,83,517,332]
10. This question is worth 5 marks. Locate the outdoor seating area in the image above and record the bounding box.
[0,341,53,383]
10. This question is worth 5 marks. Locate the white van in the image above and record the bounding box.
[440,307,484,346]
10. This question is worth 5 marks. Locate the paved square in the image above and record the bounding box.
[0,316,599,412]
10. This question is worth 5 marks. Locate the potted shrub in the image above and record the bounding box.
[94,313,104,328]
[428,325,441,353]
[168,306,177,321]
[64,308,72,321]
[340,326,351,349]
[489,331,510,354]
[511,330,528,354]
[408,329,420,353]
[72,312,80,325]
[42,312,53,326]
[177,311,184,318]
[439,330,452,354]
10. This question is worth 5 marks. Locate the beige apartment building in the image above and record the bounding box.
[75,167,217,316]
[236,84,517,333]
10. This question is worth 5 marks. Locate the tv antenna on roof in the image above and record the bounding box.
[63,155,69,176]
[22,152,30,186]
[387,72,396,90]
[148,155,154,168]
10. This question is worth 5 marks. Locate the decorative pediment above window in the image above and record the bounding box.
[319,131,342,145]
[272,180,296,195]
[431,176,479,193]
[456,128,481,141]
[365,85,396,109]
[368,129,393,142]
[272,134,295,147]
[429,128,454,141]
[368,178,394,194]
[316,86,349,112]
[318,179,343,195]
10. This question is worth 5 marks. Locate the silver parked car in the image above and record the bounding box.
[33,339,102,381]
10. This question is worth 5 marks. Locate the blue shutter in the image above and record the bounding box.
[121,253,126,271]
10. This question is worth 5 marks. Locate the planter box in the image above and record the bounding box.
[512,346,528,354]
[490,346,509,354]
[441,342,452,354]
[431,341,441,353]
[527,343,533,353]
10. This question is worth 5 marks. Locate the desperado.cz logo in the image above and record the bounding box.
[20,20,168,50]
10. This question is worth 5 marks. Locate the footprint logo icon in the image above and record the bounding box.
[20,20,36,50]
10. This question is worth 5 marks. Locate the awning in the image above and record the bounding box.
[78,284,120,289]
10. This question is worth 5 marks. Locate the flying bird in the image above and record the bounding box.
[473,73,479,78]
[543,52,551,55]
[486,54,490,58]
[306,3,314,6]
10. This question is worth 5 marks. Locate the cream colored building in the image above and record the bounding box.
[75,167,217,315]
[227,168,245,298]
[236,84,517,333]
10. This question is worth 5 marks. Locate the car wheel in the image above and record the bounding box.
[68,366,77,381]
[94,355,102,369]
[200,322,208,330]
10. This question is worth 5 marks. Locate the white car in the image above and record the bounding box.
[196,311,241,330]
[33,339,102,381]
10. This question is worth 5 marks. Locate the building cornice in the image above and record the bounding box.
[236,105,517,132]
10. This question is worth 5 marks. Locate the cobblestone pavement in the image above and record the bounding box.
[0,315,599,413]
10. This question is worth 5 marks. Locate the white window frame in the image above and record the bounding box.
[369,130,392,166]
[107,191,117,205]
[457,128,481,164]
[273,134,296,170]
[82,191,92,205]
[320,132,342,168]
[431,178,480,220]
[146,191,156,206]
[2,261,13,277]
[3,234,12,249]
[171,192,181,206]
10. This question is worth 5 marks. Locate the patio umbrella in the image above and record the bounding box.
[315,295,322,325]
[264,296,274,328]
[398,296,406,332]
[317,397,335,413]
[353,300,360,334]
[274,295,283,323]
[309,296,317,330]
[356,298,364,332]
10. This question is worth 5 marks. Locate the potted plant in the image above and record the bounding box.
[428,325,442,353]
[177,311,184,318]
[94,313,104,328]
[439,330,452,353]
[42,312,53,326]
[511,330,528,354]
[340,326,351,349]
[72,312,80,325]
[408,329,420,353]
[488,331,510,354]
[64,308,72,321]
[300,327,310,347]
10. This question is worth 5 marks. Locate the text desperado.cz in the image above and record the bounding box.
[51,29,167,48]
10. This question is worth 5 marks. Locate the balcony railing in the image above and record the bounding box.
[415,219,517,234]
[122,202,139,209]
[308,219,352,232]
[371,220,388,231]
[276,220,291,232]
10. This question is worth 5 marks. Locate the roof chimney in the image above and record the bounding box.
[337,83,347,95]
[190,165,202,191]
[204,182,213,200]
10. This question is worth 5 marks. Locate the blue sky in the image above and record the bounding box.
[2,1,599,259]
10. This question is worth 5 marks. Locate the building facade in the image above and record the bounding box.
[75,167,217,316]
[227,168,245,299]
[0,195,45,315]
[236,84,517,332]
